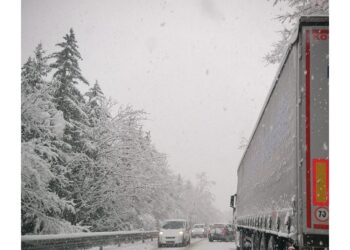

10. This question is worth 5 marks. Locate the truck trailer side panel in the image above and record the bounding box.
[237,40,298,237]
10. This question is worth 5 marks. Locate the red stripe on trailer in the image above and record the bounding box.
[305,29,311,228]
[314,224,329,230]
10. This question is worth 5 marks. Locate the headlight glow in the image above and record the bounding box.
[159,231,163,235]
[179,231,184,235]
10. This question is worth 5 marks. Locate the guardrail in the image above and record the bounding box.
[21,230,159,250]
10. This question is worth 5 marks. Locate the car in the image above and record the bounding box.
[225,224,234,241]
[158,219,191,248]
[191,223,207,238]
[208,223,232,242]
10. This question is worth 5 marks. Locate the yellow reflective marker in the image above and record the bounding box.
[313,159,329,206]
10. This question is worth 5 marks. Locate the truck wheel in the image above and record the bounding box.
[259,234,267,250]
[252,233,260,250]
[239,231,247,250]
[240,231,251,250]
[267,236,276,250]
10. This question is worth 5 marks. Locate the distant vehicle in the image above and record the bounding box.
[208,223,232,242]
[158,219,191,248]
[191,223,207,238]
[225,224,234,241]
[204,225,210,236]
[233,16,329,250]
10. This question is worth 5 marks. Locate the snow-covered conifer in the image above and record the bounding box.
[51,28,89,122]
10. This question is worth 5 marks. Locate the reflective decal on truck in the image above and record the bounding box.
[313,159,329,207]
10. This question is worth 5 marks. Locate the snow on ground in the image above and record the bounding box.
[88,238,157,250]
[88,238,236,250]
[184,238,236,250]
[191,240,236,250]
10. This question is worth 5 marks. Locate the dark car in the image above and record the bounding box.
[208,223,232,242]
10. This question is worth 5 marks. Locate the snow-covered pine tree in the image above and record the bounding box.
[50,28,95,226]
[50,28,92,155]
[21,44,82,234]
[21,43,51,95]
[85,81,105,126]
[21,44,56,142]
[51,28,89,123]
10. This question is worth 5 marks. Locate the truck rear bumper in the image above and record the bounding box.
[301,234,328,249]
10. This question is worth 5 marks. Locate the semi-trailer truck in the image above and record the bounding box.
[233,16,329,250]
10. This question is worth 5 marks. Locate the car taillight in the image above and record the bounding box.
[287,247,295,250]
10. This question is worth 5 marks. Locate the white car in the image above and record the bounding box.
[158,219,191,247]
[191,223,207,238]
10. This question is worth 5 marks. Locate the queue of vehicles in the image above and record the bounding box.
[157,219,234,248]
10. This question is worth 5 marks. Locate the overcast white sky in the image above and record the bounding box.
[22,0,287,211]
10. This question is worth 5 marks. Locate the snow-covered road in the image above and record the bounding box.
[157,238,237,250]
[90,238,236,250]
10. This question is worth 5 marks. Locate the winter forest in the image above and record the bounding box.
[21,29,223,235]
[21,0,330,236]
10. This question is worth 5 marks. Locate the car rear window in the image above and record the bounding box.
[162,221,185,229]
[194,224,204,228]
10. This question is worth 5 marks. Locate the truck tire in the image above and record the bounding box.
[267,236,276,250]
[259,233,267,250]
[239,231,244,249]
[252,232,260,250]
[240,231,248,250]
[240,231,251,250]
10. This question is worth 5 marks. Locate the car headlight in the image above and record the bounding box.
[159,231,163,235]
[179,231,184,235]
